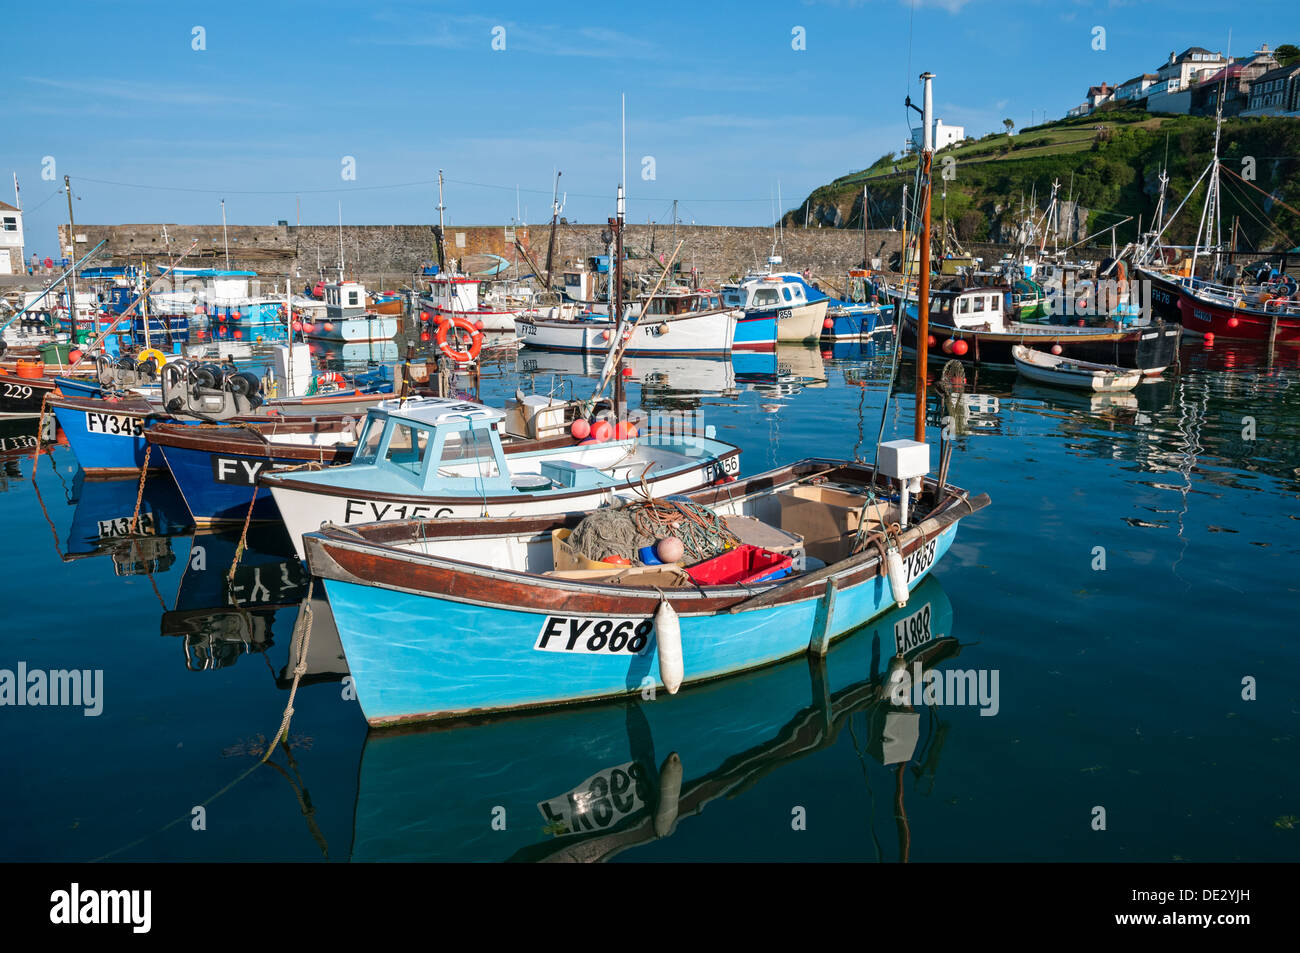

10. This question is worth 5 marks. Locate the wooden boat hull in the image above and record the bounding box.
[1176,289,1300,344]
[517,311,737,356]
[49,392,384,475]
[149,422,356,524]
[0,371,58,416]
[900,309,1180,373]
[303,460,987,725]
[350,574,958,860]
[1010,345,1142,392]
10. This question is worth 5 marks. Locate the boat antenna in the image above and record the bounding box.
[221,197,231,270]
[337,202,344,281]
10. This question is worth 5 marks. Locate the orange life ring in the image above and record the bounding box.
[315,371,347,392]
[436,315,483,363]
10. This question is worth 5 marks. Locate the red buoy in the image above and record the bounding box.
[474,319,485,331]
[1051,344,1063,355]
[1227,317,1239,328]
[941,338,954,354]
[927,334,936,348]
[420,330,431,342]
[600,330,611,342]
[951,339,969,356]
[570,418,591,440]
[323,322,335,332]
[823,317,834,330]
[622,366,634,377]
[232,311,242,321]
[592,420,613,442]
[1203,332,1215,345]
[821,350,833,360]
[420,311,430,321]
[615,421,633,440]
[1077,319,1086,327]
[233,329,243,340]
[218,314,227,323]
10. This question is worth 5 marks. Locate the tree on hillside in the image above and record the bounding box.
[1276,44,1300,66]
[1003,119,1015,137]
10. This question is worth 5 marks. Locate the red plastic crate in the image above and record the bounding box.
[685,544,793,586]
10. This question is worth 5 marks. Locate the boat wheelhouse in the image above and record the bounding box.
[262,395,742,561]
[306,280,398,344]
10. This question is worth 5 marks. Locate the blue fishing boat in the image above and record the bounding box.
[348,574,960,860]
[147,419,358,525]
[263,394,742,561]
[303,456,988,726]
[49,356,390,476]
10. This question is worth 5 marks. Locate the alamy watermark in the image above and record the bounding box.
[888,661,999,716]
[0,663,103,716]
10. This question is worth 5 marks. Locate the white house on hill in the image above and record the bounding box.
[909,119,965,153]
[0,201,24,276]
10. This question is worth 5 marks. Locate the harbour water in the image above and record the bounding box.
[1,339,1296,861]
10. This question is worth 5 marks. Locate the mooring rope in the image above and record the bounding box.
[260,579,315,765]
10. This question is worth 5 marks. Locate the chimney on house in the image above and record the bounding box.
[1168,51,1176,64]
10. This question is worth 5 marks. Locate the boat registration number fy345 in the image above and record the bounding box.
[84,412,144,437]
[536,617,653,656]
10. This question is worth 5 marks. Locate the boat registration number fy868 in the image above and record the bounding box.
[894,603,933,653]
[536,617,653,655]
[538,761,650,836]
[902,538,938,584]
[85,412,144,437]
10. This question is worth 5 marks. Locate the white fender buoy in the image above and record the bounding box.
[886,546,909,608]
[654,752,682,838]
[655,599,683,694]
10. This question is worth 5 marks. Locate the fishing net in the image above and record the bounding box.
[568,498,739,565]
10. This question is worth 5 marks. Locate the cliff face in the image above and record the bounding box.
[788,112,1300,252]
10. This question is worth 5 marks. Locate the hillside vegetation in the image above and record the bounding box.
[792,108,1300,252]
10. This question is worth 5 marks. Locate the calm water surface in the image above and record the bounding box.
[1,339,1297,861]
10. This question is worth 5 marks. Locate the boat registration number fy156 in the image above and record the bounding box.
[85,412,144,437]
[536,617,654,655]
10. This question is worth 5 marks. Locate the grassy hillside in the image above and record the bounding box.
[793,107,1300,251]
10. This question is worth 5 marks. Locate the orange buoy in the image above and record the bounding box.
[474,319,485,331]
[419,330,431,342]
[570,418,591,440]
[615,420,634,440]
[926,334,936,348]
[951,339,969,356]
[591,420,613,442]
[605,554,632,566]
[941,338,954,353]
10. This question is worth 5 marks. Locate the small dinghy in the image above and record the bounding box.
[1010,344,1143,392]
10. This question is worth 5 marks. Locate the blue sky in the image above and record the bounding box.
[4,0,1292,256]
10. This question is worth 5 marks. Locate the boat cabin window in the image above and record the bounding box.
[972,297,985,313]
[782,287,792,302]
[347,289,360,306]
[722,290,743,307]
[438,425,501,476]
[352,417,385,464]
[791,285,805,301]
[753,288,780,307]
[385,423,429,475]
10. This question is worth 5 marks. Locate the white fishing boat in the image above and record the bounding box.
[262,394,741,561]
[517,287,737,355]
[305,280,398,344]
[1010,344,1143,392]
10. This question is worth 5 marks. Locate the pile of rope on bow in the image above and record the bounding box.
[567,497,738,566]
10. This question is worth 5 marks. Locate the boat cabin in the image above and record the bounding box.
[425,274,481,312]
[638,287,723,316]
[740,276,811,312]
[325,280,368,318]
[937,288,1008,332]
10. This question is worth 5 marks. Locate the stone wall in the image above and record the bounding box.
[58,222,1103,289]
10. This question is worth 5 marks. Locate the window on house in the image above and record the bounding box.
[2,217,15,231]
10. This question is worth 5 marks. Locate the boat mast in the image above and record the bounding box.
[613,95,626,424]
[221,198,231,269]
[914,71,934,444]
[1192,40,1230,282]
[64,175,79,339]
[337,202,344,281]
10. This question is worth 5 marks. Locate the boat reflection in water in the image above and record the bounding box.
[56,470,194,573]
[350,574,964,862]
[161,526,347,684]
